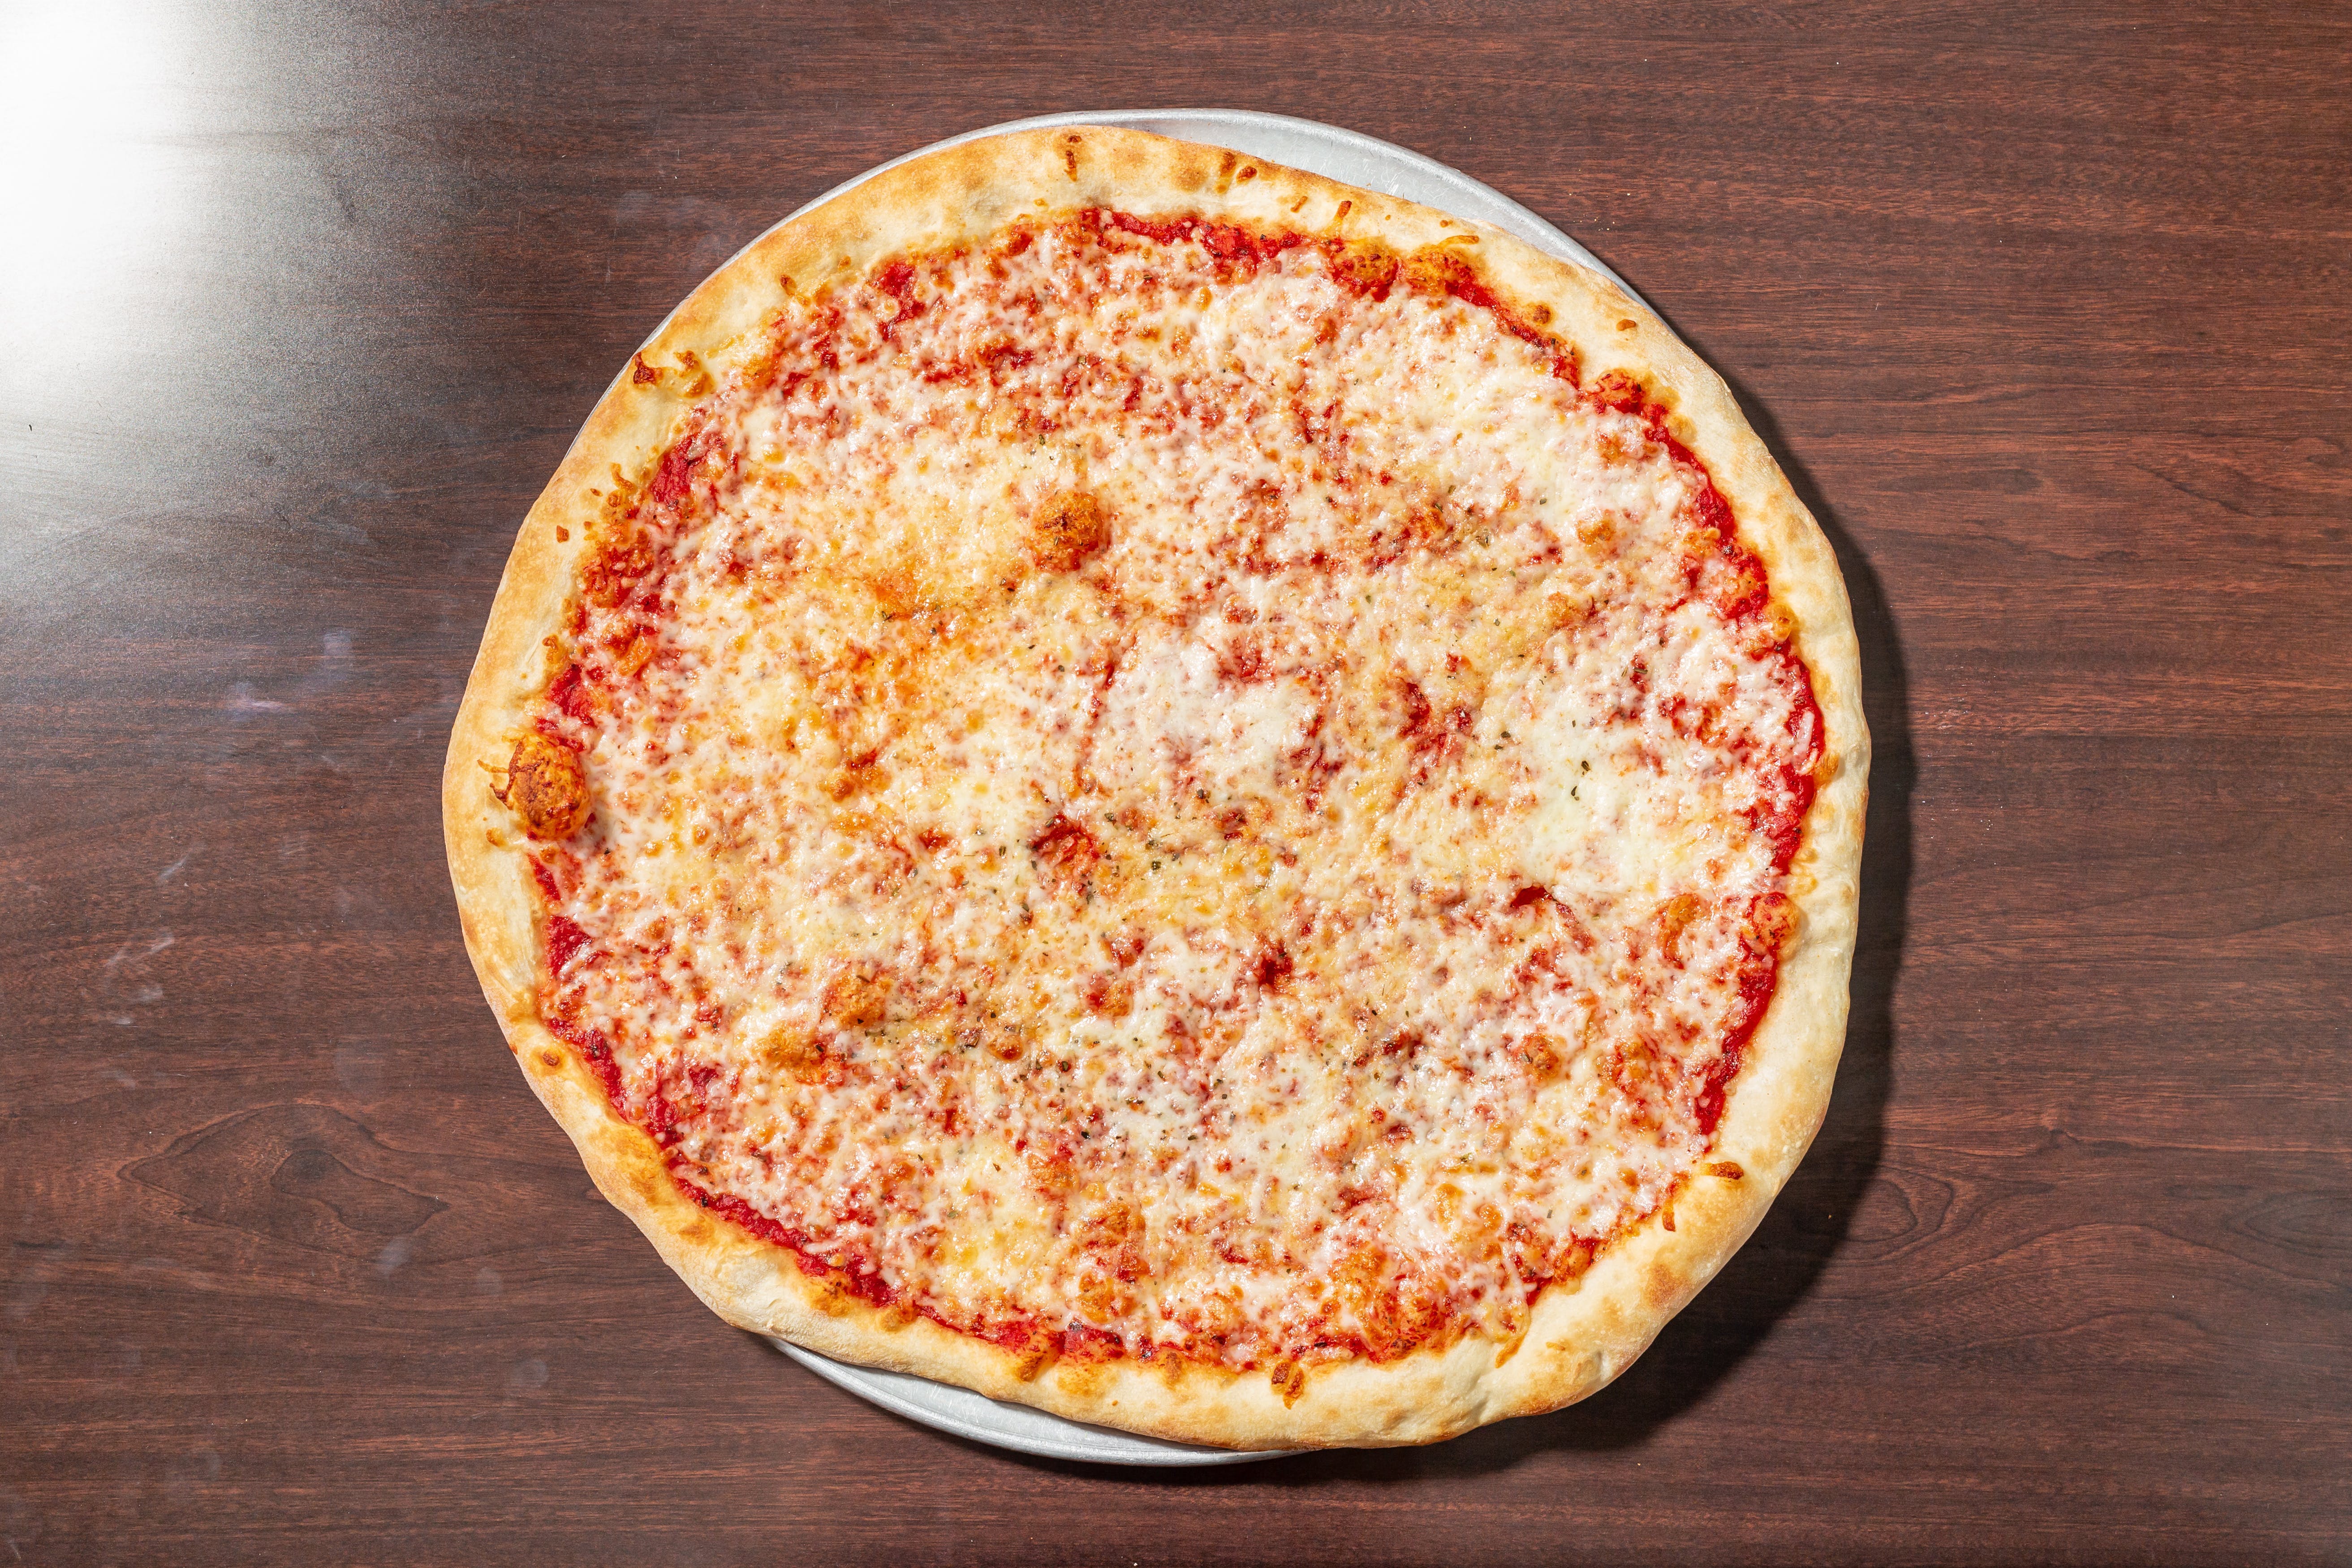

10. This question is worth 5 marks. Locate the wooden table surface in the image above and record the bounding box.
[5,2,2346,1562]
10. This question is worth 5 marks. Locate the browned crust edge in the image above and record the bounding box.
[442,125,1869,1450]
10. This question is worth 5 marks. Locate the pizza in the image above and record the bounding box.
[444,126,1867,1450]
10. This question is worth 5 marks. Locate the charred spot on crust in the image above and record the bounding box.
[808,1277,860,1317]
[1012,1336,1058,1381]
[1030,488,1111,572]
[501,732,589,840]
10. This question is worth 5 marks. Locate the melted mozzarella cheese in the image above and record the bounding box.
[537,218,1818,1369]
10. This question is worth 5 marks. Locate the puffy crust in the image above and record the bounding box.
[444,125,1869,1449]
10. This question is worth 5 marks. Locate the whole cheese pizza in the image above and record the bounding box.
[445,126,1867,1449]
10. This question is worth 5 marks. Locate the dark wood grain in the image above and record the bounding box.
[3,2,2345,1562]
